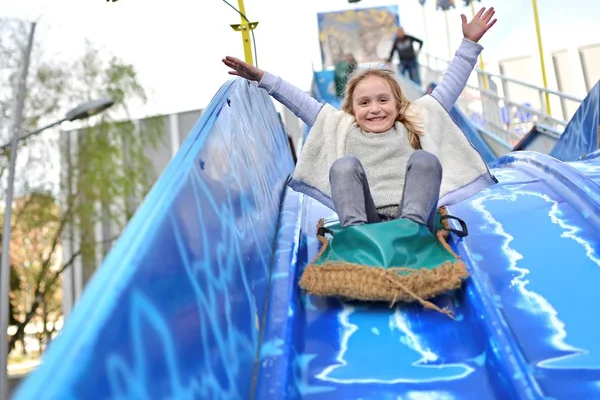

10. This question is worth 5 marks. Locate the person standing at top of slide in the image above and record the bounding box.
[387,28,424,86]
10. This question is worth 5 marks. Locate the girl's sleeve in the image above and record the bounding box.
[258,72,325,127]
[430,38,483,111]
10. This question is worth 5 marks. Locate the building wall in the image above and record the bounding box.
[484,43,600,127]
[579,44,600,92]
[498,55,541,110]
[60,108,203,316]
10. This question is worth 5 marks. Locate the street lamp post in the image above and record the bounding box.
[0,99,115,153]
[0,92,113,397]
[0,20,35,399]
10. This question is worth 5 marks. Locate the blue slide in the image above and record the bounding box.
[13,71,600,399]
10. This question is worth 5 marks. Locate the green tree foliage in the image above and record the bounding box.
[63,41,164,280]
[1,19,164,355]
[7,192,62,354]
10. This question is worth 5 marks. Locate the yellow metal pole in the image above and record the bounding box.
[531,0,552,116]
[230,0,258,66]
[470,1,488,90]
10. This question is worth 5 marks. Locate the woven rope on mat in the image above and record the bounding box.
[298,213,469,320]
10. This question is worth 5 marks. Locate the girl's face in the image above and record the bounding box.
[352,76,397,133]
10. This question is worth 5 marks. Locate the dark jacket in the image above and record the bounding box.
[388,35,424,62]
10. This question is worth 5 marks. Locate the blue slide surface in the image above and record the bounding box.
[13,73,600,399]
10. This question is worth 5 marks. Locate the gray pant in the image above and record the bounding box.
[329,151,443,232]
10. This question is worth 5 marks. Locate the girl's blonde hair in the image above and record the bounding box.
[342,67,424,149]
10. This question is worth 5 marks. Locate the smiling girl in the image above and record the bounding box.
[223,7,498,233]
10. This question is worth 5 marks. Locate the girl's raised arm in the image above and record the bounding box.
[430,7,497,111]
[430,39,483,111]
[222,56,324,127]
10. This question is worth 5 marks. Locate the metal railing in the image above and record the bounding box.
[419,53,584,147]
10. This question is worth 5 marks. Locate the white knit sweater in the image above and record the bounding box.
[290,96,496,211]
[257,38,497,211]
[344,123,414,216]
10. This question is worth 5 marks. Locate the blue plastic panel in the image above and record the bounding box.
[15,69,600,400]
[571,149,600,187]
[254,151,600,399]
[550,81,599,161]
[449,151,600,399]
[312,70,341,109]
[13,79,295,399]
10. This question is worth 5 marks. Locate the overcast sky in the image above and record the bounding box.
[2,0,599,118]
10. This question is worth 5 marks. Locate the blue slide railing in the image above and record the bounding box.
[550,81,600,161]
[13,78,295,399]
[13,71,600,399]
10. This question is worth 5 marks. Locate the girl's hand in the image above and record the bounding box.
[461,7,497,43]
[222,56,264,82]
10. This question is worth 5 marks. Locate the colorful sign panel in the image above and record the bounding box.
[317,5,400,69]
